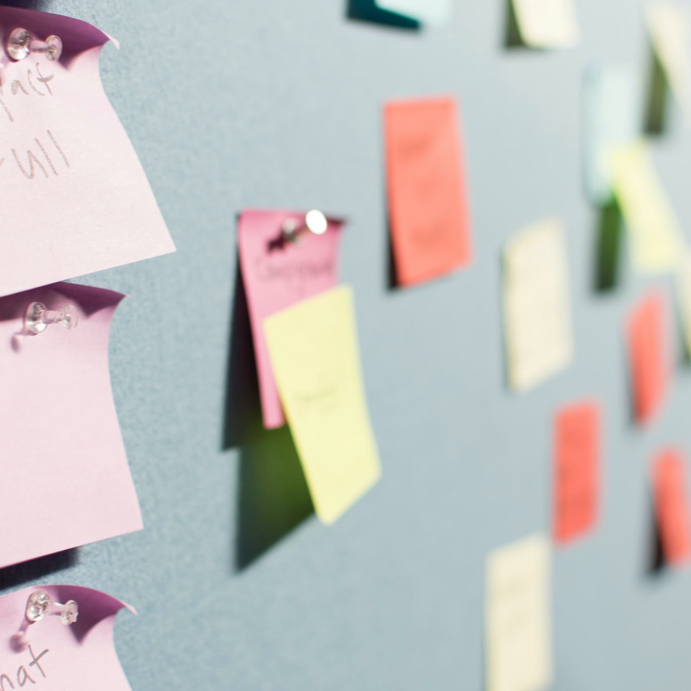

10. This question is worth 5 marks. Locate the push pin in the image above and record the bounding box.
[6,28,63,62]
[24,302,78,335]
[281,210,331,243]
[11,590,78,651]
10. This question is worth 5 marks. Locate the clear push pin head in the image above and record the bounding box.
[11,590,79,651]
[7,28,63,62]
[25,302,78,335]
[282,209,330,243]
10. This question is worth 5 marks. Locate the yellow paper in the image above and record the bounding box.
[610,140,685,273]
[503,219,573,392]
[264,286,381,525]
[512,0,580,48]
[486,534,553,691]
[677,253,691,354]
[648,1,691,120]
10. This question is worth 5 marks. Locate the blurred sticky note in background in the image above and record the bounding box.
[582,64,638,207]
[486,534,553,691]
[0,283,142,569]
[676,253,691,357]
[264,286,381,525]
[553,401,600,545]
[627,290,671,425]
[610,141,685,273]
[375,0,452,26]
[384,97,472,287]
[503,219,573,392]
[652,449,691,566]
[510,0,580,48]
[0,7,175,298]
[238,210,343,430]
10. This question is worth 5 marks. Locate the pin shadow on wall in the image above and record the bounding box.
[346,0,420,30]
[223,258,314,572]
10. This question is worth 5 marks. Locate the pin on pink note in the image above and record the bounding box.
[0,7,175,297]
[237,209,343,429]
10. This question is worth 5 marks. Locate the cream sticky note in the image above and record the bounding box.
[503,219,573,392]
[486,534,553,691]
[264,286,381,525]
[375,0,452,26]
[511,0,580,48]
[610,141,685,273]
[677,253,691,355]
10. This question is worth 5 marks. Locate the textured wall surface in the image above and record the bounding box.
[2,0,691,689]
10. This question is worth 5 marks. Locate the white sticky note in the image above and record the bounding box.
[375,0,452,26]
[486,534,553,691]
[512,0,580,48]
[503,219,574,392]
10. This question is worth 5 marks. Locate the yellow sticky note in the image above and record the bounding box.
[503,219,573,392]
[486,534,553,691]
[264,286,381,525]
[610,141,685,273]
[677,253,691,354]
[512,0,580,48]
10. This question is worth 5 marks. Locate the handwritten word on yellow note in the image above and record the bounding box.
[610,141,685,273]
[512,0,580,48]
[503,219,573,392]
[264,286,381,525]
[486,535,553,691]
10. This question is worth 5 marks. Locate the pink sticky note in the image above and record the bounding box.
[0,585,134,690]
[238,210,342,429]
[0,7,175,297]
[0,282,142,568]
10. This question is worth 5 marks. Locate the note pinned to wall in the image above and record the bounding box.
[652,449,691,567]
[553,401,600,545]
[238,209,343,430]
[264,286,381,525]
[503,219,573,392]
[375,0,452,26]
[0,7,175,298]
[610,141,685,274]
[0,283,142,568]
[486,534,553,691]
[384,97,472,288]
[509,0,580,49]
[0,586,135,691]
[627,290,672,425]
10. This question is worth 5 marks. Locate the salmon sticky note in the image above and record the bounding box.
[553,401,600,544]
[486,534,553,691]
[511,0,580,48]
[384,97,472,287]
[264,286,381,525]
[503,219,573,392]
[0,586,135,691]
[652,449,691,566]
[238,210,342,429]
[610,141,685,273]
[0,282,142,568]
[0,7,175,298]
[627,290,672,425]
[375,0,452,26]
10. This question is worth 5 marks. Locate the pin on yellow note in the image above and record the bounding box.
[511,0,580,48]
[610,140,685,273]
[503,219,573,392]
[264,286,381,525]
[486,534,553,691]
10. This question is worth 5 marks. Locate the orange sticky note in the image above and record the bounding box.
[384,97,472,287]
[553,401,600,544]
[627,290,671,425]
[652,449,691,566]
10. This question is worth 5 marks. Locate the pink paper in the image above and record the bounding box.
[238,210,342,429]
[0,7,175,297]
[0,282,142,568]
[0,585,134,690]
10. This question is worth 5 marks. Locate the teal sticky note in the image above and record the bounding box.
[375,0,452,26]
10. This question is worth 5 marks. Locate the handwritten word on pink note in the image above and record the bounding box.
[0,7,175,297]
[652,449,691,567]
[553,401,600,544]
[384,97,472,287]
[238,209,342,429]
[627,290,671,425]
[0,585,135,691]
[0,282,142,568]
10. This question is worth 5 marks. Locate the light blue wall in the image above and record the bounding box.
[3,0,691,688]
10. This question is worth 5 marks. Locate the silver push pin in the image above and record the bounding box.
[281,209,331,243]
[24,302,78,335]
[7,28,63,62]
[11,590,78,651]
